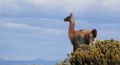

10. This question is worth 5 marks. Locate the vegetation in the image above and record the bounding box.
[57,39,120,65]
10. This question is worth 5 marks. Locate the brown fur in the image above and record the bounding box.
[64,13,97,51]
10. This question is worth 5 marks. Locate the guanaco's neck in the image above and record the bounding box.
[69,19,75,33]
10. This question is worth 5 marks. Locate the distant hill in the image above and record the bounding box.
[0,59,59,65]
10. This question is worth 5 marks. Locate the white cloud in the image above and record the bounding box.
[1,0,120,18]
[27,0,97,12]
[103,0,120,11]
[0,21,33,29]
[27,0,120,11]
[0,0,21,14]
[0,21,63,35]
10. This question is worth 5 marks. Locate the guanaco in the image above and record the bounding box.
[64,13,97,51]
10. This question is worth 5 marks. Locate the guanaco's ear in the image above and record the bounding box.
[70,13,73,16]
[91,29,97,38]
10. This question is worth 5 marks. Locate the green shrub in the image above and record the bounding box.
[57,39,120,65]
[70,39,120,65]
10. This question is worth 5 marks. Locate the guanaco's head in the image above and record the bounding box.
[64,13,74,22]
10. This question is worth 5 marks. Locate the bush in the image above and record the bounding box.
[57,39,120,65]
[71,39,120,65]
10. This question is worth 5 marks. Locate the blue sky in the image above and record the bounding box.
[0,0,120,61]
